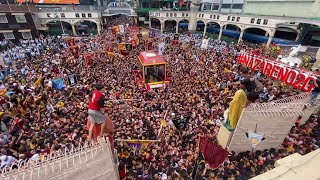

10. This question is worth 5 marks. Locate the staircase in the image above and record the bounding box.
[1,138,119,180]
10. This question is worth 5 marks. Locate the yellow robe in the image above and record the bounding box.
[228,89,247,129]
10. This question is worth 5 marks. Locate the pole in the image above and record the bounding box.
[60,20,65,35]
[6,0,11,12]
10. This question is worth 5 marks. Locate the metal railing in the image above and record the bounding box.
[36,5,104,12]
[244,93,311,116]
[1,138,118,180]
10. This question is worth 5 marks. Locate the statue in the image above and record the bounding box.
[280,44,302,67]
[289,44,302,58]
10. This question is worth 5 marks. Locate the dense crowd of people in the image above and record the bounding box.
[0,16,318,180]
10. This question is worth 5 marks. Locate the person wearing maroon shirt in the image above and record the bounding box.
[88,84,106,142]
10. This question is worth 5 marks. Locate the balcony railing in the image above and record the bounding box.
[36,5,104,12]
[0,4,37,13]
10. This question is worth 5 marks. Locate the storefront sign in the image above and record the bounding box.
[237,53,316,92]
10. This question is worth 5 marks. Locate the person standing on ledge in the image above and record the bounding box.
[225,79,249,131]
[88,84,106,142]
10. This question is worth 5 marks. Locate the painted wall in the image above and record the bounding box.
[244,0,320,18]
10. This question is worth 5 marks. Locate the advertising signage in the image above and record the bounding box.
[16,0,79,4]
[237,53,316,92]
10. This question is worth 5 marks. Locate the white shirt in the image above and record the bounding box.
[0,156,16,168]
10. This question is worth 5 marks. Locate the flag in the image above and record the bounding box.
[173,34,179,46]
[191,153,205,179]
[112,26,119,35]
[201,39,209,49]
[118,43,126,51]
[199,137,229,170]
[84,54,94,67]
[125,140,151,155]
[119,25,125,33]
[246,131,265,148]
[67,74,78,87]
[172,112,192,129]
[125,43,132,51]
[52,78,64,90]
[158,42,165,55]
[174,33,179,40]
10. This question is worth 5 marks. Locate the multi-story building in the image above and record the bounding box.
[200,0,244,14]
[0,3,42,43]
[244,0,320,18]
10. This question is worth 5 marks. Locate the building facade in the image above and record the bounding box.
[244,0,320,19]
[0,4,40,43]
[200,0,244,14]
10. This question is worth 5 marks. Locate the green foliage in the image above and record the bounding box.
[300,55,313,71]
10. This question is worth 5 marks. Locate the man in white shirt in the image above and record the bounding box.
[0,155,17,169]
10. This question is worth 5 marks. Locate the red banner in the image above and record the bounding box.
[237,53,316,92]
[199,137,229,170]
[84,53,94,67]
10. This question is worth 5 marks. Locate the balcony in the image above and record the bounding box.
[36,5,104,12]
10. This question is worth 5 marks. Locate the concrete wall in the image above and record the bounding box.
[244,0,320,18]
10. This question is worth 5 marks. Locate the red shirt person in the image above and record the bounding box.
[88,84,106,142]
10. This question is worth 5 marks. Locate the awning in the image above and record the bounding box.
[0,30,13,33]
[18,29,31,32]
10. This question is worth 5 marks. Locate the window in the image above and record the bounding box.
[227,16,230,20]
[210,15,212,19]
[212,4,219,10]
[3,32,14,39]
[88,13,92,17]
[203,3,212,11]
[232,4,243,9]
[182,13,184,17]
[0,15,8,23]
[174,13,177,17]
[250,18,255,23]
[170,13,172,17]
[263,19,268,25]
[16,15,26,23]
[75,13,80,18]
[22,32,32,39]
[236,17,240,22]
[221,4,231,8]
[166,13,168,17]
[199,14,201,18]
[186,13,188,17]
[213,15,216,19]
[47,13,51,18]
[290,22,295,25]
[201,14,204,17]
[232,17,235,21]
[82,13,86,18]
[257,19,261,24]
[217,15,219,19]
